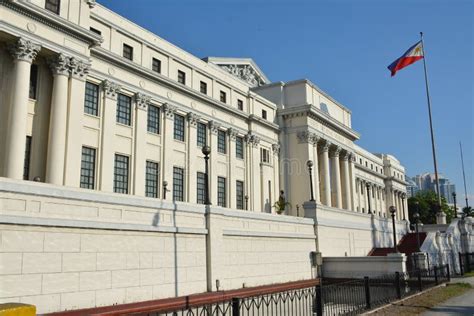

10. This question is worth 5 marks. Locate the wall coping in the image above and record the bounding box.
[323,256,406,262]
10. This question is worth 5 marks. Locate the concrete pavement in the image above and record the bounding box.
[421,277,474,316]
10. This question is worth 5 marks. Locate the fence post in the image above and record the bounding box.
[459,252,464,276]
[315,283,323,316]
[447,264,451,282]
[434,266,438,285]
[417,269,423,292]
[395,272,401,299]
[232,297,240,316]
[364,276,371,310]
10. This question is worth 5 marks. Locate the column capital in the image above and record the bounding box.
[186,112,200,127]
[208,120,221,134]
[297,130,318,144]
[48,53,70,76]
[245,132,260,147]
[134,92,151,111]
[330,146,341,158]
[69,58,91,80]
[272,143,281,155]
[340,151,351,161]
[8,38,41,63]
[101,79,121,100]
[319,139,331,152]
[162,103,177,119]
[227,127,238,140]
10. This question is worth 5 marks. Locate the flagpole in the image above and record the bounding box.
[419,32,444,223]
[460,141,469,209]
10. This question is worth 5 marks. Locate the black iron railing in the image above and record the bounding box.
[459,252,474,274]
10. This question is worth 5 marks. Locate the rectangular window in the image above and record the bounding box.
[123,44,133,60]
[84,82,99,116]
[145,161,159,198]
[237,99,243,111]
[90,27,101,35]
[174,114,185,141]
[196,172,206,204]
[29,64,38,100]
[178,70,186,84]
[80,147,96,189]
[220,91,226,103]
[23,136,32,180]
[114,154,129,194]
[217,177,226,207]
[260,148,270,163]
[197,122,207,147]
[236,180,244,210]
[200,81,207,94]
[218,130,226,154]
[116,93,132,126]
[45,0,60,14]
[173,167,184,201]
[262,109,267,120]
[152,58,161,73]
[147,104,160,134]
[236,136,244,159]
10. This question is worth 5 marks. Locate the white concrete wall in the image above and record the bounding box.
[322,254,407,278]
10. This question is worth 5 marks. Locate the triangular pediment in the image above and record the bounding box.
[203,57,269,87]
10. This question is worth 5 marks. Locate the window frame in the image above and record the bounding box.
[114,154,130,194]
[45,0,60,14]
[145,160,160,198]
[177,70,186,84]
[220,91,227,103]
[217,176,226,207]
[236,180,244,210]
[173,167,185,201]
[147,104,160,134]
[29,64,38,100]
[262,109,267,120]
[152,58,161,74]
[200,81,207,94]
[23,136,32,180]
[237,99,243,111]
[123,44,133,61]
[196,172,206,205]
[173,114,185,141]
[217,130,226,154]
[80,146,96,189]
[236,136,244,159]
[84,81,99,116]
[197,122,207,148]
[116,93,132,126]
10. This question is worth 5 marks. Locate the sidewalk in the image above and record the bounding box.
[421,277,474,316]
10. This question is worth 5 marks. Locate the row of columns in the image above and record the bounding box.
[355,178,387,217]
[4,38,90,184]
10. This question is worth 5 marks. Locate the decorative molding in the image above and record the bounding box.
[69,57,90,80]
[296,131,312,144]
[100,79,121,100]
[227,128,238,140]
[186,112,200,126]
[162,103,177,119]
[319,140,331,153]
[86,0,97,8]
[208,120,221,134]
[7,37,40,63]
[220,64,266,87]
[272,143,281,155]
[48,53,70,76]
[134,92,151,111]
[245,132,260,147]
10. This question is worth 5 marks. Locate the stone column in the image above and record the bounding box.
[227,128,238,209]
[312,137,321,203]
[349,154,357,211]
[340,152,351,210]
[187,113,200,203]
[161,103,177,200]
[46,54,70,185]
[319,141,331,207]
[64,59,90,187]
[133,93,151,196]
[208,121,221,205]
[99,80,121,192]
[246,133,260,211]
[5,38,40,179]
[330,146,342,208]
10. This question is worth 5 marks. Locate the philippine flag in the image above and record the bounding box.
[387,41,424,76]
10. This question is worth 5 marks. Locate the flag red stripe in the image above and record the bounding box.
[391,56,424,76]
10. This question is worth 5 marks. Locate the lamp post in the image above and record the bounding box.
[307,160,315,202]
[366,183,372,214]
[162,181,168,199]
[414,212,421,252]
[202,146,211,205]
[401,193,407,220]
[452,192,457,218]
[389,206,398,253]
[244,195,249,210]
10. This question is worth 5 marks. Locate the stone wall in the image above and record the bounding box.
[322,254,407,278]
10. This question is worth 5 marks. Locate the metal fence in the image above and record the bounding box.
[459,252,474,275]
[133,265,450,316]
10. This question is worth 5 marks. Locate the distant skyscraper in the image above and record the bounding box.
[408,173,456,204]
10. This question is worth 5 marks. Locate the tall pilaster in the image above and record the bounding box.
[46,54,70,185]
[208,121,221,205]
[5,38,40,179]
[187,112,200,203]
[227,128,238,209]
[64,59,90,186]
[312,136,321,203]
[319,141,331,207]
[133,93,151,196]
[330,146,342,208]
[99,80,121,192]
[161,103,177,200]
[245,132,260,211]
[340,152,351,210]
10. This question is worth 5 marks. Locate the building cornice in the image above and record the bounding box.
[91,47,280,133]
[354,164,387,180]
[1,0,102,47]
[279,104,360,141]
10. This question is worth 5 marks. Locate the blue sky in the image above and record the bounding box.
[98,0,473,206]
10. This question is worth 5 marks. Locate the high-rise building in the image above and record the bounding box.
[408,173,456,203]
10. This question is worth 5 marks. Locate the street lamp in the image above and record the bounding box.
[202,146,211,205]
[452,192,457,218]
[162,181,169,199]
[389,206,398,253]
[307,160,315,202]
[245,195,249,210]
[401,193,407,220]
[414,212,421,252]
[366,183,372,214]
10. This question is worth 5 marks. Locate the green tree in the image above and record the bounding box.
[407,191,453,224]
[462,206,473,217]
